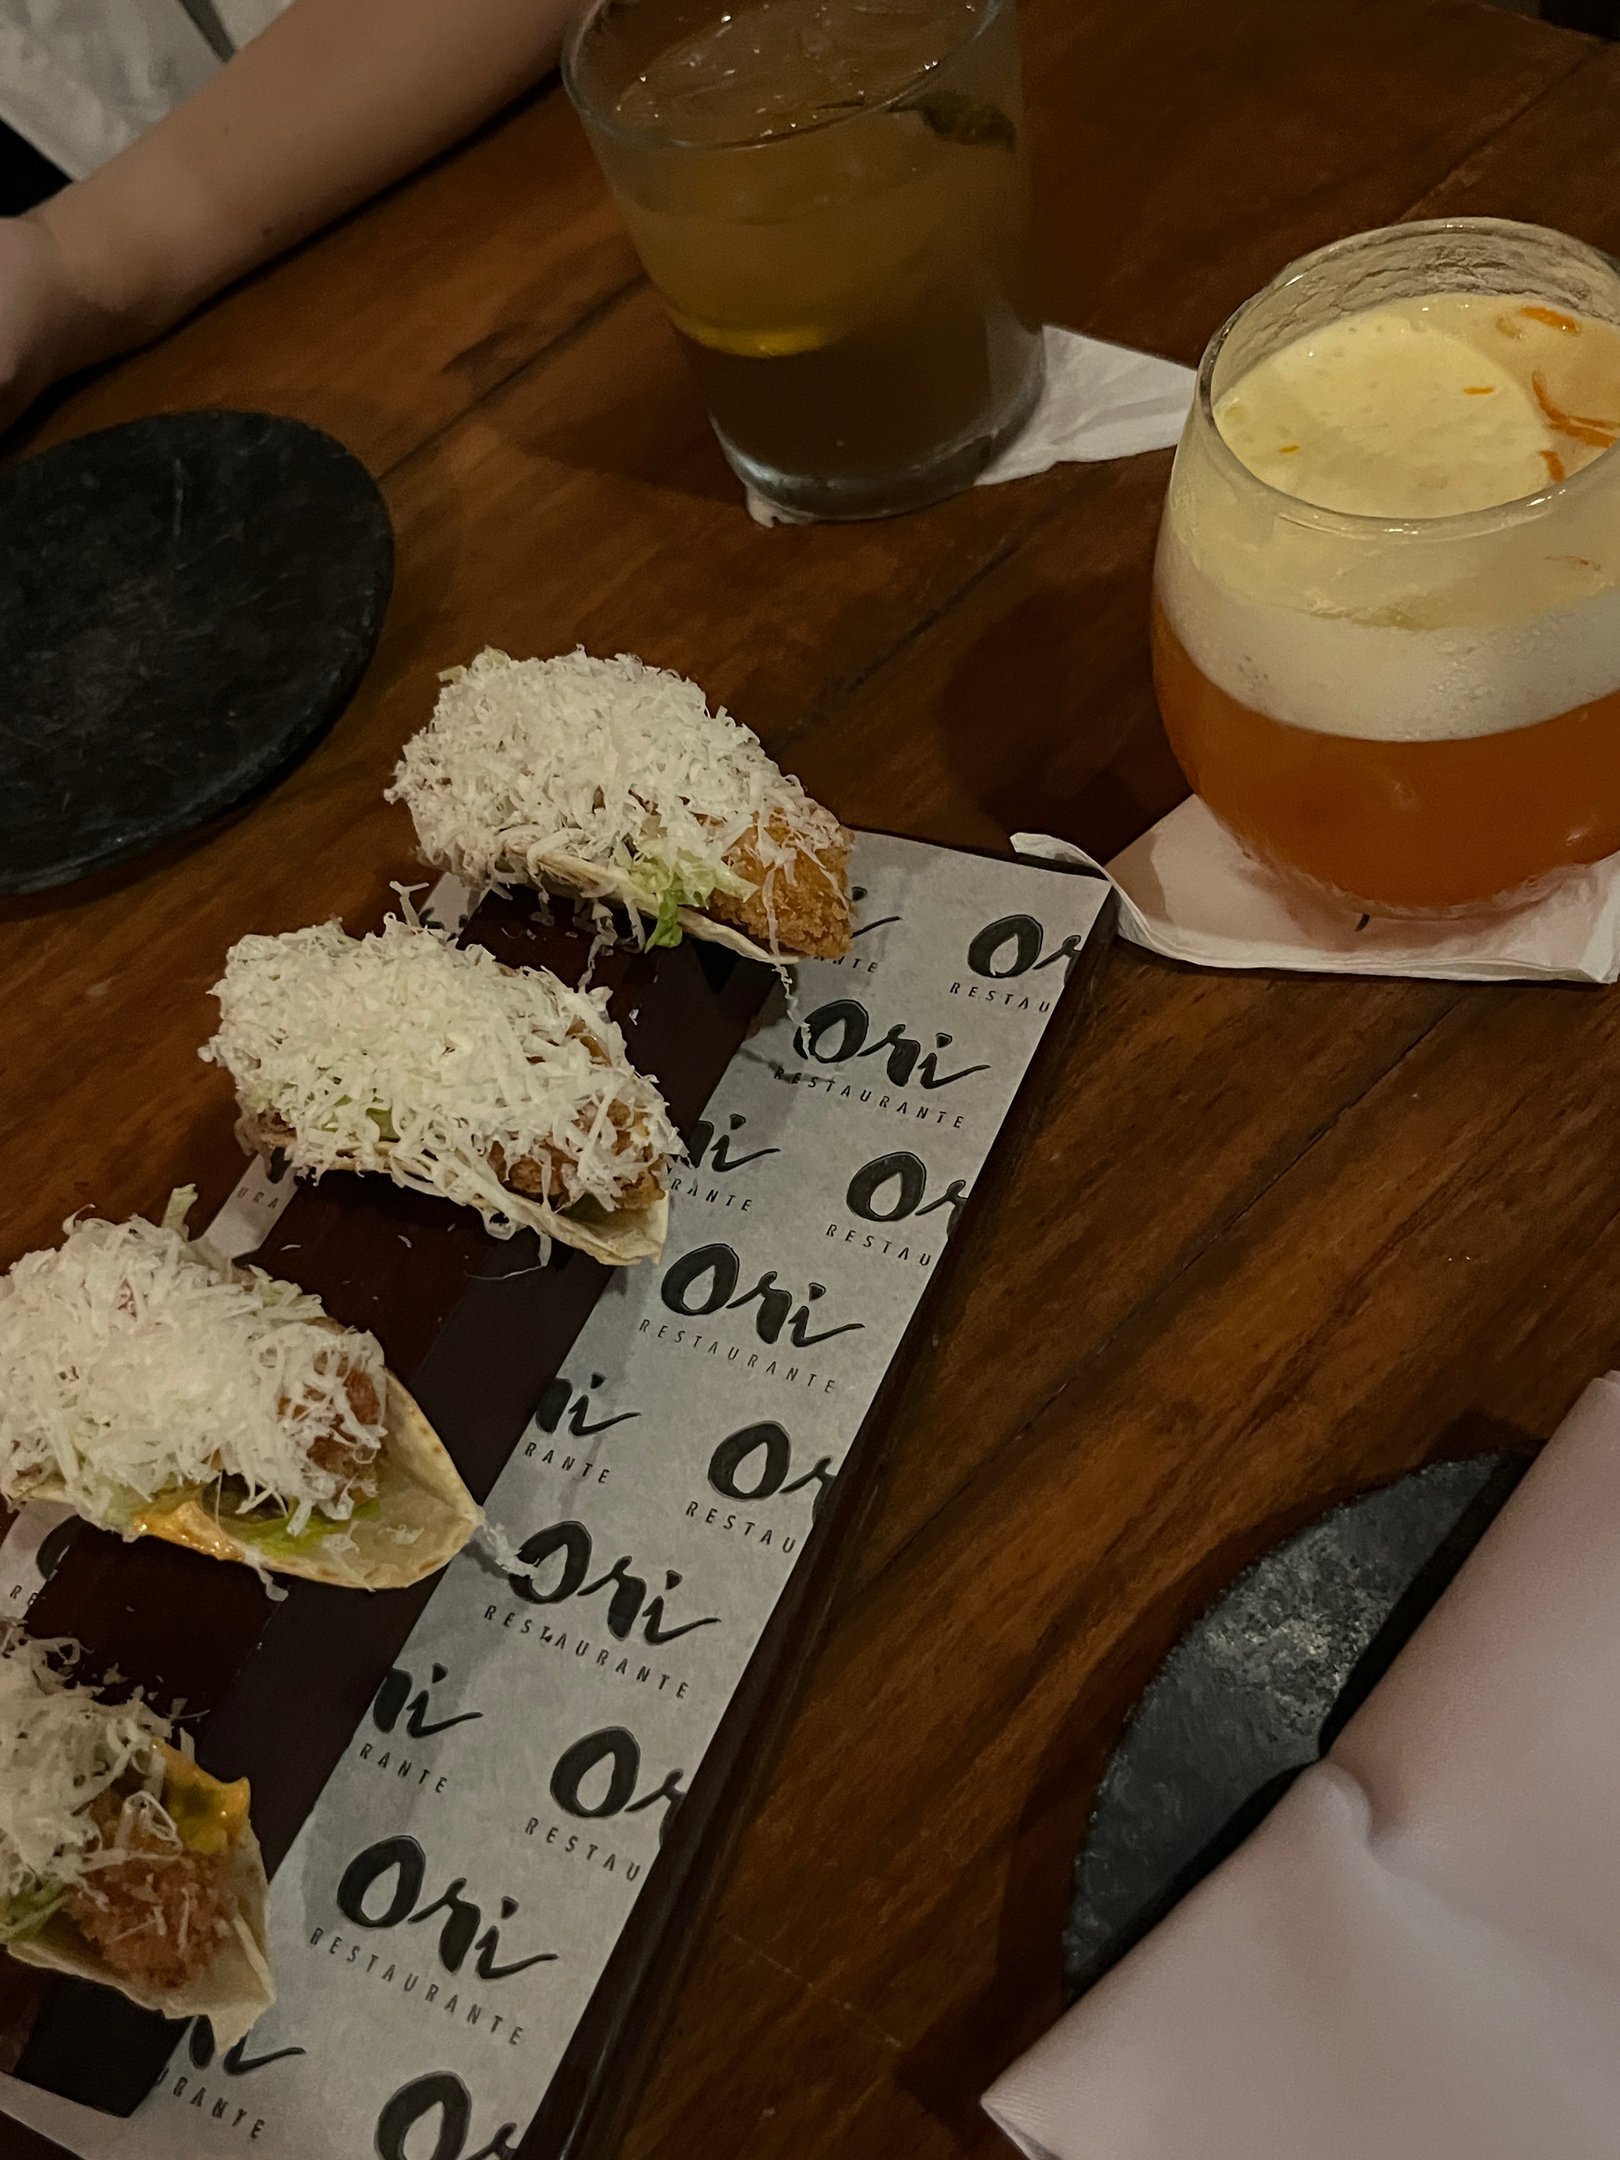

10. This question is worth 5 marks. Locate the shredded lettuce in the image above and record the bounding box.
[650,885,689,949]
[620,850,751,948]
[161,1185,200,1238]
[0,1878,65,1942]
[226,1494,380,1564]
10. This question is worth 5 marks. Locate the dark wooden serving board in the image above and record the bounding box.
[4,892,771,2118]
[0,852,1116,2159]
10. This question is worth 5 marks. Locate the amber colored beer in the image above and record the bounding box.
[1153,222,1620,915]
[1153,601,1620,914]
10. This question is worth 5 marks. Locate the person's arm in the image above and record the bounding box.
[0,0,580,428]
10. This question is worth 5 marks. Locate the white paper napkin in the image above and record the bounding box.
[982,1375,1620,2160]
[1014,803,1620,984]
[746,326,1194,524]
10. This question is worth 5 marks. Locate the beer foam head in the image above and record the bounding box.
[1161,291,1620,741]
[1216,294,1620,517]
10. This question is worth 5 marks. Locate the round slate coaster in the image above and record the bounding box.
[1064,1451,1531,2001]
[0,410,392,896]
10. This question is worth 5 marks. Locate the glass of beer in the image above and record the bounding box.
[564,0,1045,520]
[1153,218,1620,915]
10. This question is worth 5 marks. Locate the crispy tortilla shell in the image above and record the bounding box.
[525,848,813,966]
[509,1183,669,1267]
[29,1372,479,1592]
[239,1110,669,1268]
[8,1770,274,2048]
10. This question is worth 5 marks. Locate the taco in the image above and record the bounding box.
[0,1629,273,2045]
[203,916,676,1264]
[386,647,854,963]
[0,1209,478,1591]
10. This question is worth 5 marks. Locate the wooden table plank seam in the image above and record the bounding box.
[765,463,1141,766]
[822,967,1470,1616]
[723,1926,906,2054]
[377,267,648,488]
[1398,10,1607,214]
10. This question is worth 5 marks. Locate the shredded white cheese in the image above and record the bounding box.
[386,648,844,948]
[0,1631,169,1914]
[0,1216,386,1533]
[470,1518,530,1578]
[201,916,677,1237]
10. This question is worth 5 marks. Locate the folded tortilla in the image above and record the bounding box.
[387,648,854,965]
[28,1370,478,1593]
[208,923,676,1267]
[239,1108,670,1269]
[531,846,832,967]
[8,1751,275,2048]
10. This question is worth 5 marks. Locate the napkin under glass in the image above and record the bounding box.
[745,326,1194,525]
[1016,805,1620,984]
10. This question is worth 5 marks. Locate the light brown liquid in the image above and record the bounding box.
[1153,602,1620,913]
[586,0,1043,515]
[1155,291,1620,910]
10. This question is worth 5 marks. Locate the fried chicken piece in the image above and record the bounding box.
[708,808,853,959]
[250,1016,668,1221]
[67,1799,231,1993]
[342,1366,381,1430]
[491,1095,666,1214]
[299,1363,382,1504]
[489,1015,668,1216]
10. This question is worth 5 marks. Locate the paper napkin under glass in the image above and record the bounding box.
[746,326,1194,524]
[984,1374,1620,2160]
[1015,804,1620,984]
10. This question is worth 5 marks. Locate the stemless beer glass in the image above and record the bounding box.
[1153,220,1620,915]
[565,0,1045,520]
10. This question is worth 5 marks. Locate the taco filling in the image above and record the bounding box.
[63,1748,247,1992]
[0,1630,267,2018]
[0,1212,388,1558]
[386,647,854,962]
[203,917,677,1257]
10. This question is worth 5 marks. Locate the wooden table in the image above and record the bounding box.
[6,0,1620,2150]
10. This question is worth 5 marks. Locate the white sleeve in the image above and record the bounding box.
[210,0,293,47]
[0,0,226,177]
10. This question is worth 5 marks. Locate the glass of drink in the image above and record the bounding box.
[1153,218,1620,915]
[564,0,1045,520]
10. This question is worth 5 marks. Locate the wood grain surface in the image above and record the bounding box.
[4,0,1619,2152]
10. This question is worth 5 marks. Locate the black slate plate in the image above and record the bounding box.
[1064,1451,1532,2000]
[0,410,392,895]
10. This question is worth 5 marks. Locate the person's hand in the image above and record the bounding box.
[0,214,126,434]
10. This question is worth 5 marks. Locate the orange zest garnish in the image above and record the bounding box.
[1541,448,1568,485]
[1462,384,1496,395]
[1278,443,1300,454]
[1495,313,1525,339]
[1532,370,1619,448]
[1521,305,1581,333]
